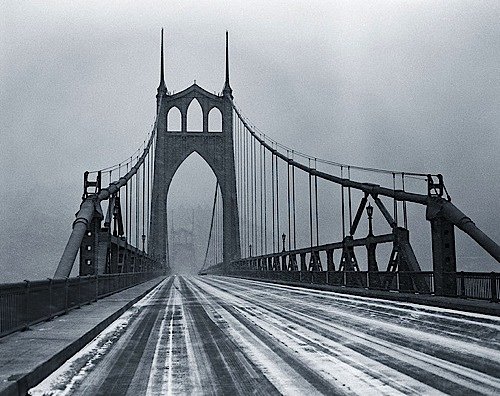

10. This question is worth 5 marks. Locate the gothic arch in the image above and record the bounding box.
[167,106,181,132]
[149,84,240,270]
[208,106,222,132]
[186,98,203,132]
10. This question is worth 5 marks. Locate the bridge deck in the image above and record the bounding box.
[27,275,500,395]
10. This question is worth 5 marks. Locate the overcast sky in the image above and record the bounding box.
[1,1,499,281]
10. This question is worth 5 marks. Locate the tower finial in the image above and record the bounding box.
[223,30,232,95]
[158,28,166,91]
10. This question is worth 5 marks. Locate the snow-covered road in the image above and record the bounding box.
[30,275,500,395]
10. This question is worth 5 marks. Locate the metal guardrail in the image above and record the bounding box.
[221,270,499,302]
[453,271,499,302]
[0,271,163,338]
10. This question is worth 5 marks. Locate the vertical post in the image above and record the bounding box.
[64,277,69,313]
[300,252,307,272]
[491,272,498,302]
[77,276,82,308]
[48,278,53,320]
[23,280,30,330]
[326,249,335,272]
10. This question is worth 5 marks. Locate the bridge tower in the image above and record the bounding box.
[149,31,241,270]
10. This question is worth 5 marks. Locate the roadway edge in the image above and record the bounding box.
[1,276,166,396]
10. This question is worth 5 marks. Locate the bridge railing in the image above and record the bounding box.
[0,271,163,338]
[218,270,499,302]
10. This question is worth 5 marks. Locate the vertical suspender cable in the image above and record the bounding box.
[263,143,268,254]
[245,124,250,256]
[402,173,408,229]
[249,129,253,254]
[220,190,223,262]
[146,149,150,252]
[251,134,255,254]
[125,163,129,242]
[203,183,219,270]
[213,196,216,265]
[136,159,139,248]
[348,166,353,232]
[242,122,246,255]
[275,150,280,252]
[392,173,398,227]
[260,142,264,255]
[315,159,319,246]
[271,151,275,253]
[287,150,291,251]
[292,155,296,250]
[142,153,145,251]
[341,166,345,240]
[254,136,258,255]
[236,118,240,248]
[129,158,133,245]
[309,158,313,249]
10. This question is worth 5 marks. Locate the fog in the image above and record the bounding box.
[1,1,498,282]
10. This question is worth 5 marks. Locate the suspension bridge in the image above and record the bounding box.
[1,31,499,395]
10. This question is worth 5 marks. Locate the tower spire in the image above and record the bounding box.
[223,30,232,95]
[158,28,166,92]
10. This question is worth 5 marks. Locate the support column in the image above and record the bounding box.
[427,199,457,296]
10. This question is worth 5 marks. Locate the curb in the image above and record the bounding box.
[1,277,166,396]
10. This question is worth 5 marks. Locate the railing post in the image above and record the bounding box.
[64,277,69,313]
[47,278,53,320]
[23,280,30,331]
[460,271,466,298]
[491,272,498,302]
[77,276,82,308]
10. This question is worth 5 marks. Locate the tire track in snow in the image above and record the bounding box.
[196,276,500,395]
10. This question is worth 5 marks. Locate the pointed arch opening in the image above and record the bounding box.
[208,107,222,132]
[166,152,221,274]
[187,99,203,132]
[167,106,181,132]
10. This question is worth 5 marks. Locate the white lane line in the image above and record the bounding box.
[160,279,183,396]
[179,292,203,393]
[165,313,174,396]
[146,283,174,396]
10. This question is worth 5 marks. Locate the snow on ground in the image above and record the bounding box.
[27,276,500,395]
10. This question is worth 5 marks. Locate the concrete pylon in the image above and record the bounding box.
[148,83,241,271]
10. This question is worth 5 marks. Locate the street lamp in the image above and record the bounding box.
[282,233,286,252]
[366,203,374,236]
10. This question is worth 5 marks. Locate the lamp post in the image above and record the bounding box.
[249,244,252,257]
[282,233,286,252]
[367,203,374,236]
[366,203,378,272]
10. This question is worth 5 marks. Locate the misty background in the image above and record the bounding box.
[1,1,499,282]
